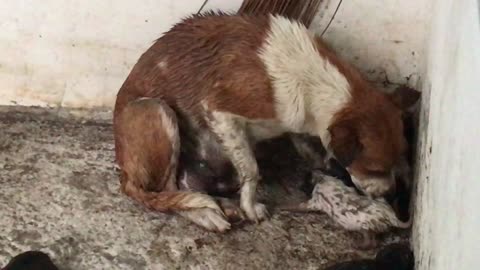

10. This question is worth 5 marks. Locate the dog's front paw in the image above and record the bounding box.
[241,201,269,223]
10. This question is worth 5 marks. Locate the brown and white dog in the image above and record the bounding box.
[113,12,420,232]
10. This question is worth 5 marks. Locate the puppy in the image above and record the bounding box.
[2,251,59,270]
[177,147,245,222]
[280,171,411,248]
[113,12,419,232]
[177,159,238,197]
[325,243,413,270]
[176,130,239,197]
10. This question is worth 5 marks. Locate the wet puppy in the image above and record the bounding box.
[325,243,414,270]
[2,251,59,270]
[281,171,411,248]
[177,146,245,222]
[177,132,239,197]
[177,158,237,197]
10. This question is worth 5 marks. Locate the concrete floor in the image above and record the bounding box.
[0,106,409,270]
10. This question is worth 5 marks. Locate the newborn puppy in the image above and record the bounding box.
[177,156,239,197]
[300,157,354,199]
[177,156,245,222]
[280,171,411,248]
[175,136,244,221]
[375,243,414,270]
[2,251,59,270]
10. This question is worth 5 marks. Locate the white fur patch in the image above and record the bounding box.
[156,59,168,71]
[258,15,352,146]
[203,105,268,221]
[179,171,190,190]
[178,207,230,232]
[152,99,180,184]
[181,193,222,212]
[207,110,258,181]
[246,119,286,142]
[350,173,395,198]
[157,104,178,144]
[197,131,224,160]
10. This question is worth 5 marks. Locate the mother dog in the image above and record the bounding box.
[113,12,419,232]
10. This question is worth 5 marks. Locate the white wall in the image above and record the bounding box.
[412,0,480,269]
[311,0,431,86]
[0,0,242,108]
[0,0,430,108]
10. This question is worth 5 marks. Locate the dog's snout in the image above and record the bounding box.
[351,173,396,198]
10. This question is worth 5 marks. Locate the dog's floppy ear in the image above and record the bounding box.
[389,86,421,111]
[328,121,362,167]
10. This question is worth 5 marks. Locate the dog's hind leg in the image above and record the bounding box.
[114,97,230,232]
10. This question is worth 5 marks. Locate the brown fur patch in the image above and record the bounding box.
[111,13,282,228]
[327,92,408,196]
[114,12,276,126]
[312,37,418,195]
[115,98,225,223]
[116,98,179,193]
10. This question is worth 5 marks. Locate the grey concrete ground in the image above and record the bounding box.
[0,106,409,270]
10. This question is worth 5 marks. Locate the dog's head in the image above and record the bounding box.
[328,86,420,198]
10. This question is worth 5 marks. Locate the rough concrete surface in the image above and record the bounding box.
[0,106,409,270]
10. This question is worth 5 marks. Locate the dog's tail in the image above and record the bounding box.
[122,180,223,213]
[115,97,223,215]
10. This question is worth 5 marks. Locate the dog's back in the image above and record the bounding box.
[114,12,275,126]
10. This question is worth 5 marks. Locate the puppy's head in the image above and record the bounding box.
[178,132,239,195]
[328,86,420,198]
